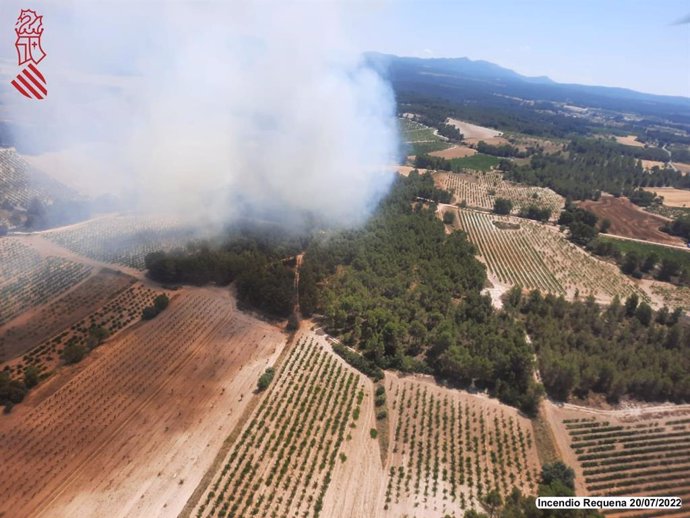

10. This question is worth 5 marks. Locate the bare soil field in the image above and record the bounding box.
[647,187,690,208]
[641,159,666,170]
[0,288,286,518]
[429,145,477,159]
[398,166,429,176]
[0,269,134,363]
[544,402,690,518]
[614,135,645,147]
[579,195,683,246]
[674,162,690,175]
[446,118,505,146]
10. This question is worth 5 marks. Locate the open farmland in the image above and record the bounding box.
[1,282,160,381]
[191,334,366,518]
[0,268,134,363]
[614,135,645,148]
[429,145,477,159]
[436,171,563,217]
[0,288,286,518]
[377,374,540,518]
[579,195,683,246]
[455,209,643,301]
[43,214,199,270]
[546,404,690,518]
[0,237,92,326]
[647,187,690,208]
[400,118,451,155]
[446,118,505,146]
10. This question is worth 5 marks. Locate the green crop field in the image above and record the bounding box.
[597,236,690,270]
[450,153,500,172]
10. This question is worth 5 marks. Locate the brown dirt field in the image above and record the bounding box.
[641,159,666,170]
[429,145,477,159]
[398,166,428,176]
[0,269,134,363]
[0,288,286,518]
[647,187,690,208]
[446,118,506,146]
[614,135,645,148]
[579,195,683,246]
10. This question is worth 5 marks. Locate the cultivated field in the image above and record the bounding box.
[0,288,286,518]
[0,237,93,326]
[546,403,690,518]
[378,374,541,518]
[579,195,683,246]
[436,171,563,217]
[0,268,134,363]
[446,119,504,146]
[1,281,160,381]
[43,214,199,270]
[429,145,477,159]
[647,187,690,208]
[400,118,451,155]
[191,333,367,518]
[186,332,544,518]
[614,135,645,148]
[454,209,643,302]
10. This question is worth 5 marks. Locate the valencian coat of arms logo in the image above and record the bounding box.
[11,9,48,100]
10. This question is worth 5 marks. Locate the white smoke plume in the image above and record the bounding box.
[0,1,399,227]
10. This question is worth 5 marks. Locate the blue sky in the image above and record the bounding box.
[348,0,690,97]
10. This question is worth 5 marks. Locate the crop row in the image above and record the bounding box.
[196,338,363,518]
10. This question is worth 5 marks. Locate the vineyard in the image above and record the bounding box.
[379,375,541,518]
[0,268,134,362]
[455,209,643,301]
[436,171,563,217]
[193,335,366,518]
[0,289,286,518]
[1,282,160,380]
[43,214,198,269]
[400,118,451,155]
[554,409,690,518]
[0,238,92,326]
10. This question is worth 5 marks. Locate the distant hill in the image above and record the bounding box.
[366,52,690,125]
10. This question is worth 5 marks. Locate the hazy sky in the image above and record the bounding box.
[348,0,690,97]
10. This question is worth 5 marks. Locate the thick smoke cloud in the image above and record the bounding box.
[1,1,399,227]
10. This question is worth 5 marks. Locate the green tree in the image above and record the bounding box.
[493,198,513,215]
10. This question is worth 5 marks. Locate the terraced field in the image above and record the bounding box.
[455,209,643,301]
[436,171,563,217]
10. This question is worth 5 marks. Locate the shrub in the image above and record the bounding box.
[370,428,378,439]
[61,342,86,364]
[257,367,275,392]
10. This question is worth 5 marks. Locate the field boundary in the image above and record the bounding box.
[177,325,296,518]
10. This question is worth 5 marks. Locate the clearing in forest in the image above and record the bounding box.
[446,119,504,146]
[454,208,643,302]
